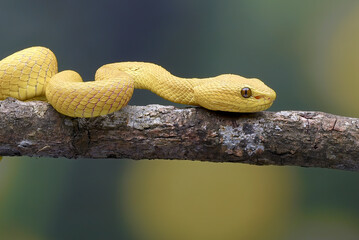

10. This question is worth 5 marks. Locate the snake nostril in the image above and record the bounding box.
[254,96,261,99]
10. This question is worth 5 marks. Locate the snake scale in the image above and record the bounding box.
[0,47,276,117]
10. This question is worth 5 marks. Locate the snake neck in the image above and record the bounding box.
[99,62,201,106]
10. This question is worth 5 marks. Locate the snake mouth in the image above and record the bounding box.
[251,94,275,111]
[254,95,271,101]
[254,90,276,102]
[254,95,274,100]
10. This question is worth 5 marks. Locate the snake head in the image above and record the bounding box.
[193,74,276,112]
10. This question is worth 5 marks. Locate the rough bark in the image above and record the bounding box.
[0,98,358,171]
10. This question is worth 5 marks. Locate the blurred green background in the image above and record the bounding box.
[1,0,359,239]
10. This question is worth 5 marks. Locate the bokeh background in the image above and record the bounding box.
[1,0,359,239]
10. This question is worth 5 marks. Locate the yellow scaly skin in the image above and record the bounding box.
[0,47,276,117]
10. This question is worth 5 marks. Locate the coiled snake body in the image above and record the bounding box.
[0,47,276,117]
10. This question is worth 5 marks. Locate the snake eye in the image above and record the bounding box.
[241,87,252,98]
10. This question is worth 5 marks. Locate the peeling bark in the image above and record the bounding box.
[0,98,359,171]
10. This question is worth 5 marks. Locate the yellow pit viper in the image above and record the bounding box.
[0,47,276,117]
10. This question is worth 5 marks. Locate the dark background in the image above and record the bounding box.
[1,1,359,239]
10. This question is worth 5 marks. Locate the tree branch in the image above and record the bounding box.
[0,98,358,171]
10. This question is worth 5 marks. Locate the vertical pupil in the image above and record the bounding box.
[241,87,251,98]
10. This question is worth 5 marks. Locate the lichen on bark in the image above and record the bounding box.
[0,98,359,171]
